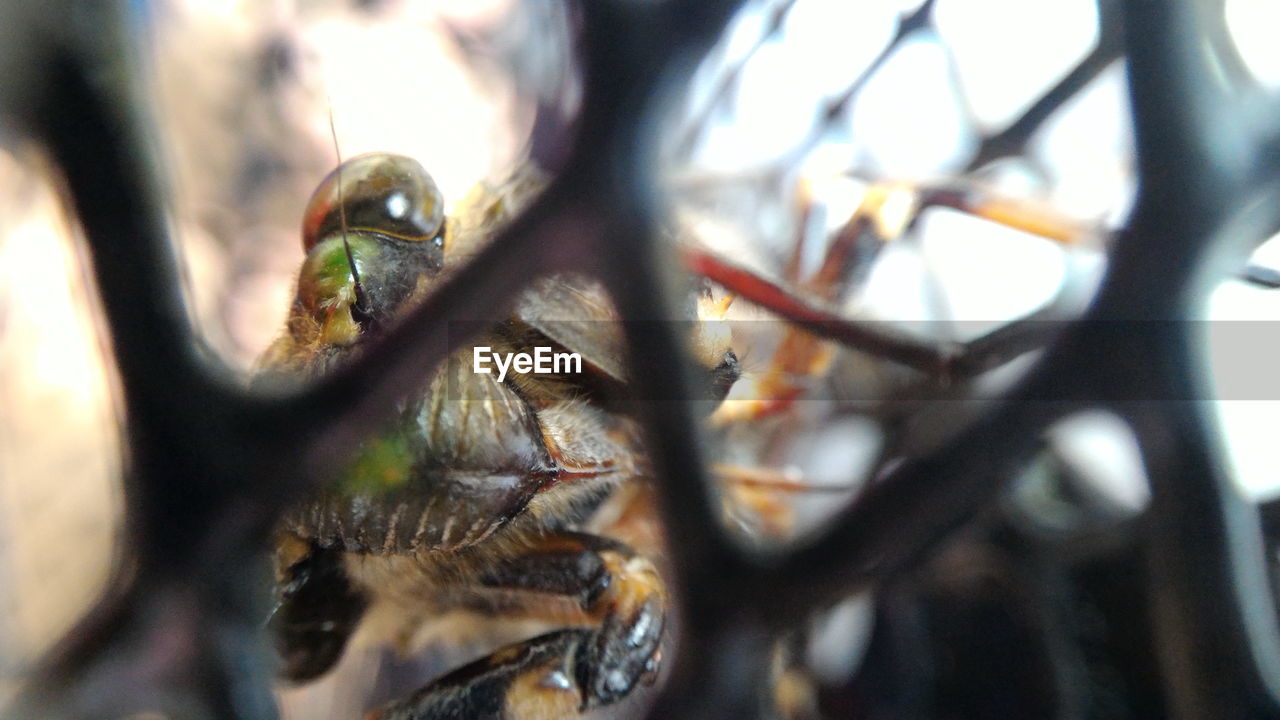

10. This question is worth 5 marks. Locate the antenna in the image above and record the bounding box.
[328,106,374,326]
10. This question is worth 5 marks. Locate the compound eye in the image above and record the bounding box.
[301,153,445,254]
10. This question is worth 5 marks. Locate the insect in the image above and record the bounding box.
[258,152,739,719]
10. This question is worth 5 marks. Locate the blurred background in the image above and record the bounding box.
[3,0,1280,717]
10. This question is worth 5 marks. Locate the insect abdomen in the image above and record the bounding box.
[287,348,557,554]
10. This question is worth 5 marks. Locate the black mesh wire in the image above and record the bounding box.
[2,0,1280,718]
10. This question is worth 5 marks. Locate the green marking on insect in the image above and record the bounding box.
[342,432,415,495]
[301,235,379,303]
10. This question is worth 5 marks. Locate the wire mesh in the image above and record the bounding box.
[2,0,1280,718]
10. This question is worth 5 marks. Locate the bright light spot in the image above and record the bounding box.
[801,170,868,277]
[806,595,874,685]
[1208,278,1280,500]
[916,207,1067,329]
[854,241,934,322]
[1047,412,1150,513]
[434,0,511,26]
[721,2,770,64]
[935,0,1099,130]
[781,0,901,98]
[851,34,976,178]
[0,154,120,668]
[1252,232,1280,270]
[1209,277,1280,321]
[1213,402,1280,502]
[681,2,770,126]
[0,207,99,401]
[691,1,903,173]
[717,40,828,166]
[385,191,409,220]
[1226,0,1280,89]
[187,0,247,23]
[1030,62,1134,224]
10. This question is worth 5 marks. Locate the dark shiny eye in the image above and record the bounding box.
[295,153,448,338]
[301,153,445,253]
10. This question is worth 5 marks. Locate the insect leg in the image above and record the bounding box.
[483,532,666,706]
[368,532,664,719]
[269,536,369,682]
